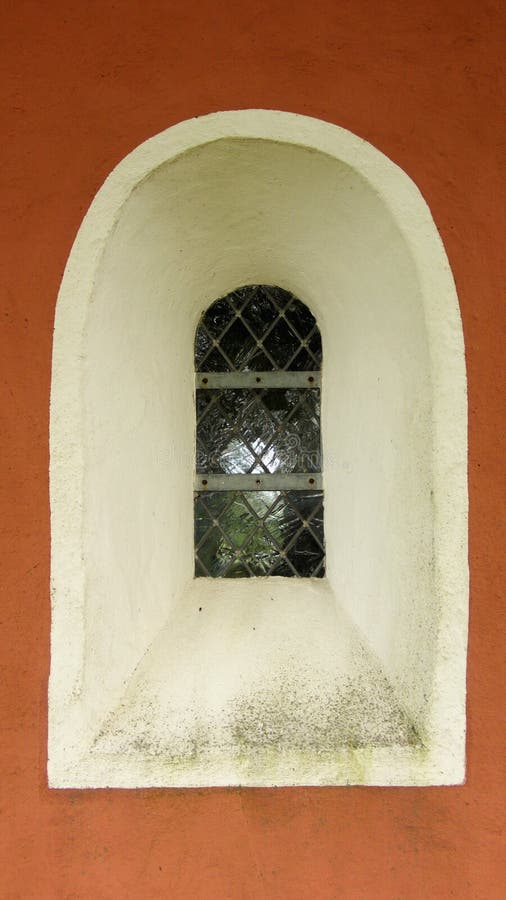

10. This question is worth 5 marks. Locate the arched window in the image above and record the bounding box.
[194,284,325,577]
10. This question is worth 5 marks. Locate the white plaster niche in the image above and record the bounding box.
[49,110,468,787]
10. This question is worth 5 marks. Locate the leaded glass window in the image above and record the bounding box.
[194,285,325,578]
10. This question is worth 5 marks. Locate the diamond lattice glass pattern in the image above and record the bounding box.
[194,491,325,577]
[194,285,324,578]
[195,285,322,372]
[196,388,321,474]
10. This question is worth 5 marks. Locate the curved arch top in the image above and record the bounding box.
[49,110,468,788]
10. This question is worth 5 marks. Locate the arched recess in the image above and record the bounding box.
[49,110,468,787]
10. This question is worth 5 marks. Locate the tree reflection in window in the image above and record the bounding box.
[194,285,325,577]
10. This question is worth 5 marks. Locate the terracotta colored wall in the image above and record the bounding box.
[2,1,504,896]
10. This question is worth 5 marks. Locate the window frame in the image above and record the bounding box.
[193,284,326,578]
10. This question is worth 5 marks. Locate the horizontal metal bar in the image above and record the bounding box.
[195,371,321,390]
[194,473,323,491]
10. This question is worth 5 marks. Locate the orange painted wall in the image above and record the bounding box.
[1,1,504,897]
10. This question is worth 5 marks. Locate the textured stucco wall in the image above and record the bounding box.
[2,0,504,896]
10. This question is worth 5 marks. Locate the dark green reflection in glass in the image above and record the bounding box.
[194,490,325,578]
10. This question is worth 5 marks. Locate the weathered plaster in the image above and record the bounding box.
[49,110,468,787]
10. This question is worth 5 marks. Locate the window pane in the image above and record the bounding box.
[203,297,235,338]
[195,285,322,372]
[196,388,321,474]
[194,284,324,580]
[194,490,325,578]
[284,296,317,338]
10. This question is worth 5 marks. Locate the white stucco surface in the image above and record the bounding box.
[49,110,468,787]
